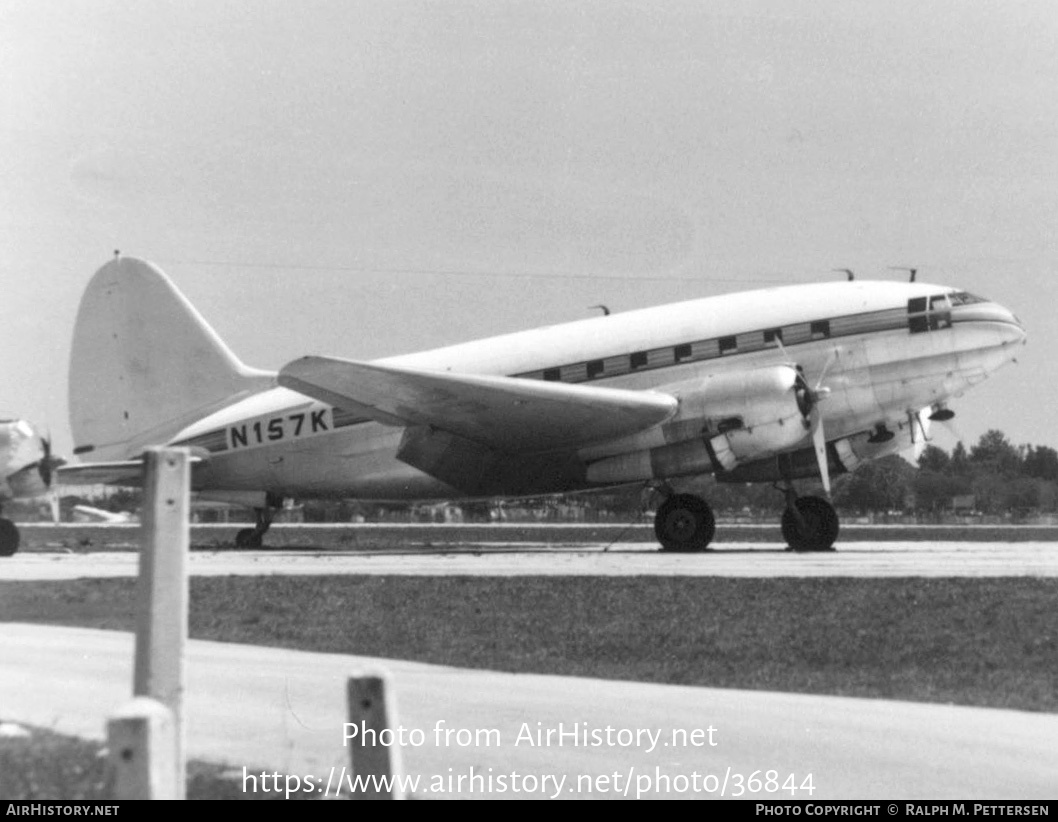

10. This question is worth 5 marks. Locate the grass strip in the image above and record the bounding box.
[2,576,1056,713]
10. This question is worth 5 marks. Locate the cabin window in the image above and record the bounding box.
[674,343,693,361]
[810,320,831,339]
[630,351,648,369]
[586,359,604,378]
[764,328,783,345]
[719,336,737,355]
[543,367,561,382]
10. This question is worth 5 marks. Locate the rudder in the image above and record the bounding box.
[69,256,275,460]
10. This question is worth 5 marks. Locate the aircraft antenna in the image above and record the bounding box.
[590,304,611,316]
[889,266,918,282]
[833,268,854,281]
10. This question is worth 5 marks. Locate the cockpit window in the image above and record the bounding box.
[949,291,988,306]
[930,294,952,329]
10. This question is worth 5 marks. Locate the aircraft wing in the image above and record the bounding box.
[278,355,678,454]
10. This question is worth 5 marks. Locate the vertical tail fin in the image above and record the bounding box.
[69,256,275,460]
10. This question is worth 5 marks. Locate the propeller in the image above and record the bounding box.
[770,336,838,495]
[1,423,65,503]
[48,488,61,524]
[795,351,837,496]
[38,434,58,487]
[42,435,66,523]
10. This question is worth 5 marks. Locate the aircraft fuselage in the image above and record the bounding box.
[166,281,1024,502]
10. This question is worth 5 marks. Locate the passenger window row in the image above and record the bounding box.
[524,316,856,384]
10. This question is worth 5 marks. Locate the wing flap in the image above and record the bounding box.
[278,356,677,453]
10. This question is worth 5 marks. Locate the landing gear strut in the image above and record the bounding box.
[0,512,19,557]
[778,484,839,552]
[654,491,715,552]
[235,503,276,549]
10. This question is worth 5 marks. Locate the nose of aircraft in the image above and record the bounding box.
[997,303,1027,347]
[966,300,1026,347]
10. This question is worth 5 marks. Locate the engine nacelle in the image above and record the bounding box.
[0,419,55,501]
[717,423,916,485]
[585,365,810,484]
[3,466,50,500]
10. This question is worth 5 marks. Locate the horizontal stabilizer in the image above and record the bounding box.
[278,356,677,454]
[58,455,204,488]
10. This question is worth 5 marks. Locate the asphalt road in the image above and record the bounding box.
[3,623,1057,801]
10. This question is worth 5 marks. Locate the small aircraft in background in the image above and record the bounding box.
[0,419,63,556]
[70,504,137,524]
[59,255,1025,552]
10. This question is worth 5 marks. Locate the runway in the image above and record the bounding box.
[3,540,1057,580]
[3,623,1056,800]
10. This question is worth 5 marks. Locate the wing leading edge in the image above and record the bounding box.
[277,355,678,453]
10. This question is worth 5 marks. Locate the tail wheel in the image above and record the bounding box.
[781,496,839,552]
[654,494,715,552]
[0,518,20,557]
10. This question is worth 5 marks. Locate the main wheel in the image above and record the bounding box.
[654,494,715,552]
[781,496,839,552]
[235,528,263,549]
[0,518,20,557]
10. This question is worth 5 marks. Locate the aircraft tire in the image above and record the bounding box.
[234,528,263,549]
[654,494,715,552]
[0,518,20,557]
[781,496,839,552]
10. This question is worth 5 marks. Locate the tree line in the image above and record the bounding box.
[22,429,1056,523]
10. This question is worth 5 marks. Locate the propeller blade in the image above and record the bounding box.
[810,408,831,496]
[39,436,53,486]
[815,349,839,391]
[36,434,65,488]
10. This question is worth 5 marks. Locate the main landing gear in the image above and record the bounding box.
[778,484,839,552]
[653,491,716,552]
[235,505,275,549]
[0,510,19,557]
[650,484,839,553]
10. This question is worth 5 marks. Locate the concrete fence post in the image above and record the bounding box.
[130,446,191,798]
[346,670,405,799]
[106,697,177,800]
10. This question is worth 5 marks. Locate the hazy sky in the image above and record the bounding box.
[2,1,1055,461]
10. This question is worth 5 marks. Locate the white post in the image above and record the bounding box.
[132,447,190,798]
[107,698,177,800]
[346,670,405,799]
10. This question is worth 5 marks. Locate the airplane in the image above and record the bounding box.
[0,418,63,556]
[58,255,1026,553]
[70,504,137,524]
